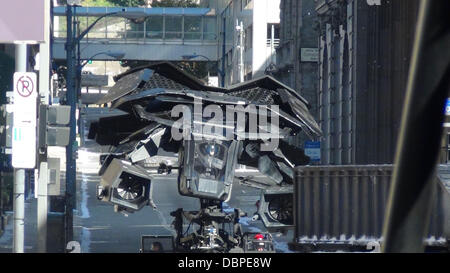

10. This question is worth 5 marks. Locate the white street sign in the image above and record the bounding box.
[301,48,319,63]
[12,126,37,168]
[12,72,37,169]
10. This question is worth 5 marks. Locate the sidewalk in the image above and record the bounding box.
[0,199,38,253]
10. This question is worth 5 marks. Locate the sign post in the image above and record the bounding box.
[12,45,35,253]
[12,71,37,253]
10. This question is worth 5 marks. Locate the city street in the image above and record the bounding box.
[71,172,292,253]
[1,0,448,256]
[0,107,292,253]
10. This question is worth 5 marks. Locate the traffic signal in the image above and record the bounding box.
[38,105,70,147]
[0,104,13,151]
[0,104,13,171]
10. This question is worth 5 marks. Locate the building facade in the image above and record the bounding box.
[275,0,319,140]
[201,0,281,86]
[316,0,420,165]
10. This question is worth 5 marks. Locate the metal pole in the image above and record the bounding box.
[13,43,27,253]
[221,17,226,87]
[37,162,48,253]
[382,0,450,253]
[65,4,76,245]
[13,169,25,253]
[271,24,275,65]
[76,15,82,147]
[239,21,244,83]
[37,0,51,253]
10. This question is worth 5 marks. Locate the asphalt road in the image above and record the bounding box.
[0,107,293,253]
[73,106,292,253]
[72,172,292,253]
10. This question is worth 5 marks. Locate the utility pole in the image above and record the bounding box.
[13,43,27,253]
[65,4,76,244]
[271,24,275,65]
[63,4,148,247]
[221,16,226,87]
[238,20,245,83]
[37,0,52,253]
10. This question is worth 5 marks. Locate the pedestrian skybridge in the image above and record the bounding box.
[52,6,219,62]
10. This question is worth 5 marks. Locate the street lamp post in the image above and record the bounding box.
[64,4,147,246]
[65,6,76,245]
[79,52,126,69]
[182,53,212,61]
[76,51,125,148]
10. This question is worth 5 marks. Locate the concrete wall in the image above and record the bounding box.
[214,0,280,86]
[275,0,319,148]
[276,0,318,114]
[252,0,280,78]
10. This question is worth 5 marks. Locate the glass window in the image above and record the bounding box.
[84,16,107,39]
[105,17,126,39]
[243,0,253,8]
[203,17,217,40]
[77,16,88,37]
[165,16,182,39]
[184,16,202,40]
[54,16,67,38]
[145,16,164,39]
[267,23,280,39]
[126,20,145,40]
[245,25,252,50]
[226,17,233,42]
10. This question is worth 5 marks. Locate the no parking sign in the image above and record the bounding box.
[12,72,37,169]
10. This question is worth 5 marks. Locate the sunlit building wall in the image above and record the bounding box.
[201,0,280,87]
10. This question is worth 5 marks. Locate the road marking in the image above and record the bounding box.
[74,226,111,231]
[128,224,189,228]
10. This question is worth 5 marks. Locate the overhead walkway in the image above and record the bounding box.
[52,6,219,62]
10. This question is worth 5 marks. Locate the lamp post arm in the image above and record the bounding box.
[79,52,104,68]
[198,54,210,60]
[194,54,211,61]
[74,12,118,44]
